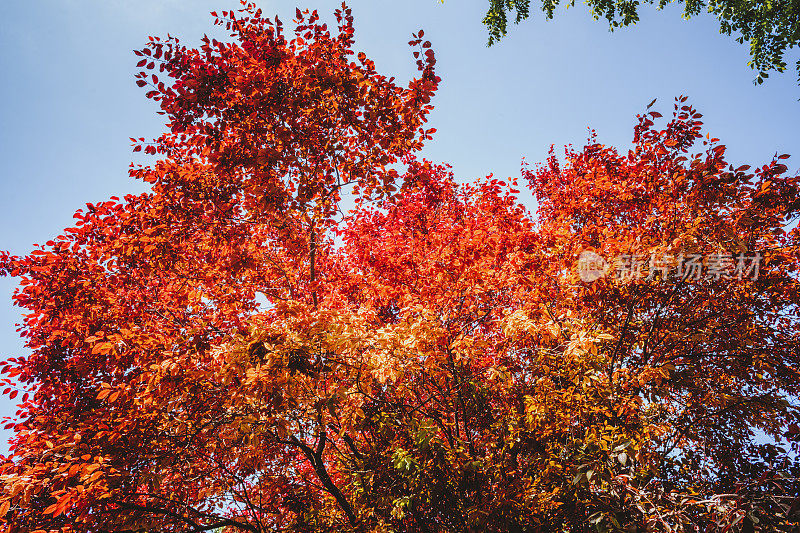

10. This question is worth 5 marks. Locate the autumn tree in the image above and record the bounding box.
[471,0,800,87]
[1,3,800,533]
[0,3,439,532]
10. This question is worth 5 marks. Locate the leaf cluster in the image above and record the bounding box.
[1,3,800,533]
[477,0,800,87]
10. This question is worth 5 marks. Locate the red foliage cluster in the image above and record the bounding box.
[1,4,799,533]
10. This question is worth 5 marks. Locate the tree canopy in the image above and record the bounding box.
[1,3,800,532]
[478,0,800,87]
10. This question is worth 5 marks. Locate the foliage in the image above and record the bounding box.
[1,3,800,532]
[476,0,800,87]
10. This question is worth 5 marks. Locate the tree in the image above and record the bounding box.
[475,0,800,87]
[1,3,799,533]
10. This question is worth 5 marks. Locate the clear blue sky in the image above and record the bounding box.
[1,0,798,451]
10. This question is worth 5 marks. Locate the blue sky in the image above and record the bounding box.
[1,0,798,451]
